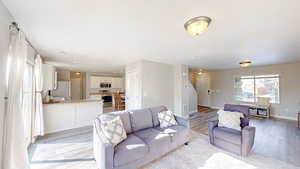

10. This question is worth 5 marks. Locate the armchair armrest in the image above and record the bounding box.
[241,126,256,156]
[208,120,218,144]
[93,119,114,169]
[175,115,190,128]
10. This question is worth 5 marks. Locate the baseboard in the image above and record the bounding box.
[210,106,222,110]
[271,115,297,121]
[198,104,211,108]
[189,110,198,114]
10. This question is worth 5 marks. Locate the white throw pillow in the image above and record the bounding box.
[158,110,178,128]
[217,109,244,131]
[100,115,127,147]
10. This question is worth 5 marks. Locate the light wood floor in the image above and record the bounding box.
[29,110,300,168]
[190,108,300,167]
[251,118,300,166]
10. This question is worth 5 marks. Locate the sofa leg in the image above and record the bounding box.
[184,142,189,146]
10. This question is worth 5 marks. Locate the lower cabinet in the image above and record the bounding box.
[44,101,103,134]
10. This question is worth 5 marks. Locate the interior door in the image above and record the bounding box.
[196,74,211,107]
[125,71,140,110]
[71,78,82,100]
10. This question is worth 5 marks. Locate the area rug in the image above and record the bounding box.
[30,130,299,169]
[143,131,300,169]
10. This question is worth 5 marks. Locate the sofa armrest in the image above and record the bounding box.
[241,126,256,156]
[93,120,114,169]
[175,115,190,128]
[208,120,218,144]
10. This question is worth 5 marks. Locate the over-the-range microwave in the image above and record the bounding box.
[100,82,111,88]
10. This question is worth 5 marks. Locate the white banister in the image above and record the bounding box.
[188,82,198,114]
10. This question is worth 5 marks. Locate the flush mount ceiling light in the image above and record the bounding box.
[184,16,212,36]
[240,60,252,68]
[198,69,203,75]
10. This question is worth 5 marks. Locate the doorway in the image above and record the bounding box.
[196,73,211,107]
[125,71,141,110]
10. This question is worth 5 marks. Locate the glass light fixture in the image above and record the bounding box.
[198,69,203,75]
[184,16,211,36]
[240,60,252,67]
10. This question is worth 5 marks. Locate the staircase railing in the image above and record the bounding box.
[188,82,198,114]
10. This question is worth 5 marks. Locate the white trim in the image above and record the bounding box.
[210,106,222,110]
[198,104,212,108]
[189,110,198,114]
[271,115,297,121]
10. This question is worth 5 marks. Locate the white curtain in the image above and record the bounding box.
[2,29,31,169]
[33,54,44,138]
[22,63,34,146]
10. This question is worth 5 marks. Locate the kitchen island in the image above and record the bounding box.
[43,99,103,134]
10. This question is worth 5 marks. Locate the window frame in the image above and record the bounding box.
[234,74,280,104]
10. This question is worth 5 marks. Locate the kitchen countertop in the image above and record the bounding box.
[43,99,104,105]
[89,92,112,95]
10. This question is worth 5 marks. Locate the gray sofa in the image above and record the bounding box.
[94,106,189,169]
[208,104,256,156]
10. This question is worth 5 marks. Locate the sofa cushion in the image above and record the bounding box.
[156,125,189,142]
[130,108,153,132]
[213,127,241,145]
[158,110,178,128]
[149,106,168,127]
[114,134,148,167]
[100,115,127,147]
[111,111,132,134]
[217,109,244,131]
[134,128,171,150]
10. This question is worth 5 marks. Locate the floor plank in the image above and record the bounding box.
[29,110,300,168]
[189,108,300,167]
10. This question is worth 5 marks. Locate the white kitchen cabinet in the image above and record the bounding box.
[101,76,112,83]
[112,77,124,89]
[44,100,103,134]
[44,103,76,133]
[43,64,56,90]
[76,102,102,127]
[90,76,124,89]
[90,76,101,88]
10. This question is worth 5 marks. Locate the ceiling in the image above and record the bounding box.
[3,0,300,72]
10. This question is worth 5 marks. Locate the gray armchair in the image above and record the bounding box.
[208,104,256,156]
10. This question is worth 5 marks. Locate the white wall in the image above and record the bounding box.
[125,61,143,109]
[125,60,177,113]
[208,62,300,120]
[140,60,174,111]
[173,65,189,118]
[0,1,13,167]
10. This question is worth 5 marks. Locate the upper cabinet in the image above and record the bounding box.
[43,64,57,91]
[90,76,101,89]
[57,70,71,81]
[111,77,124,89]
[90,76,123,89]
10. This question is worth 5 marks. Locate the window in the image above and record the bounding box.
[234,75,280,104]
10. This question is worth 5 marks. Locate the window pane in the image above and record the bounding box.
[255,77,280,103]
[235,77,255,102]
